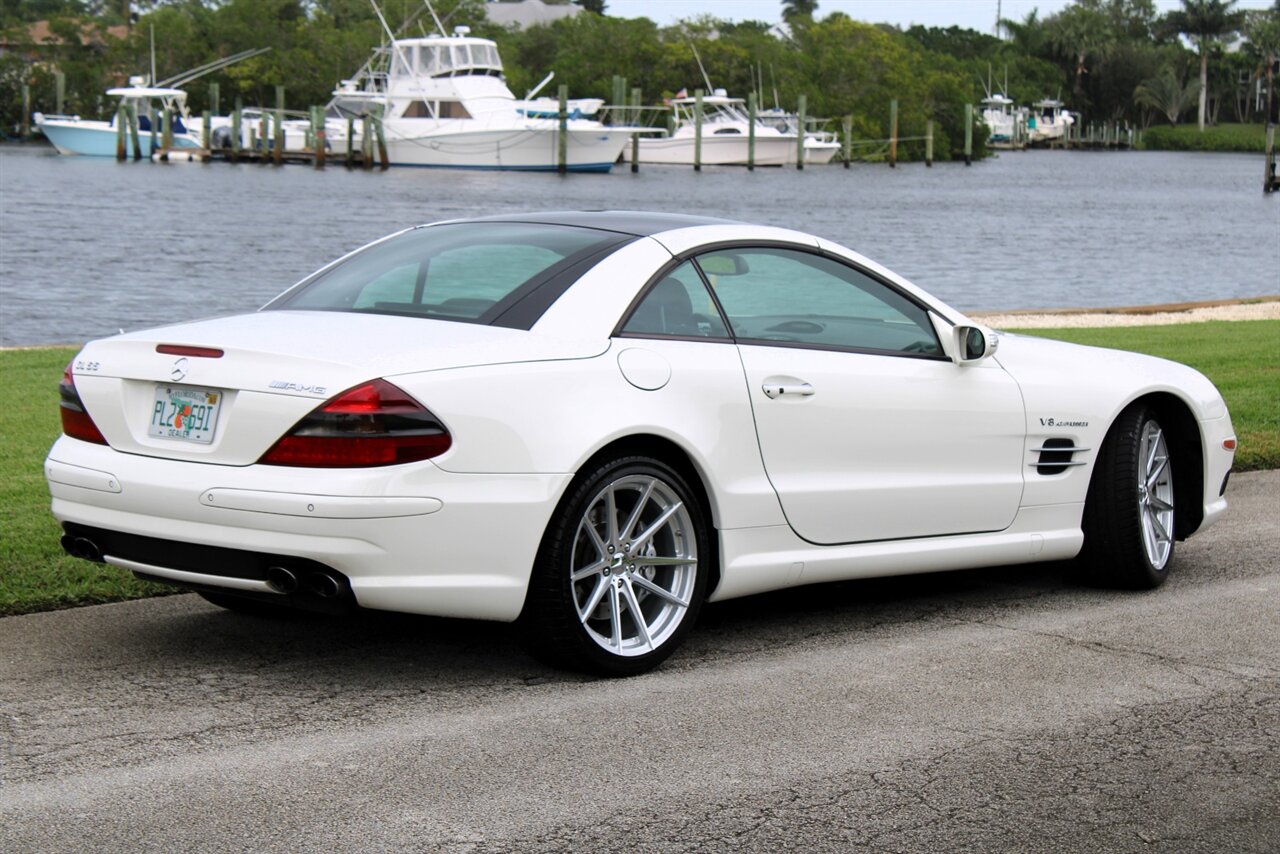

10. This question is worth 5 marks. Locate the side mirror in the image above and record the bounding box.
[953,325,998,365]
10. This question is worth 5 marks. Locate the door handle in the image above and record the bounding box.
[762,382,814,399]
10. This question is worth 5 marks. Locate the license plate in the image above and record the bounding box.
[149,386,222,444]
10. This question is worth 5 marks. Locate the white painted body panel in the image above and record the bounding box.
[46,215,1236,629]
[738,344,1026,543]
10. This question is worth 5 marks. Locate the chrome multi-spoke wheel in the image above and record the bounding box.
[1079,403,1177,589]
[571,475,698,657]
[522,456,709,676]
[1137,419,1175,570]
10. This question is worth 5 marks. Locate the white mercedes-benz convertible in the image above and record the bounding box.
[47,212,1236,675]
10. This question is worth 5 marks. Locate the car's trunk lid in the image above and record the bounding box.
[68,310,606,465]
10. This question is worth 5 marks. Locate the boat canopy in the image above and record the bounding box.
[389,37,503,79]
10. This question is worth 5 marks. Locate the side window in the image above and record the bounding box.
[621,261,730,339]
[698,248,941,356]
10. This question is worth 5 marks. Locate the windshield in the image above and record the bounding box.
[265,222,627,325]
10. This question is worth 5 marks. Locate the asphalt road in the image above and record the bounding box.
[3,471,1277,853]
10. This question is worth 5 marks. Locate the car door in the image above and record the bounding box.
[697,245,1026,545]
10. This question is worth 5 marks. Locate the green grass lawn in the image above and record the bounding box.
[0,347,171,616]
[2,320,1276,616]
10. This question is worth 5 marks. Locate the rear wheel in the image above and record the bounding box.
[1078,403,1176,588]
[521,455,710,676]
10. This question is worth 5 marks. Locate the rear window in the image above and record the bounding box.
[265,222,627,324]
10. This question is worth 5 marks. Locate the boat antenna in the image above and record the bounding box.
[769,64,780,110]
[149,23,156,85]
[688,40,714,93]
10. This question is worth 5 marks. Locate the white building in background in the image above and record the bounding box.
[485,0,583,30]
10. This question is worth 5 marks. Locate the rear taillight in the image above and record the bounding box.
[59,363,108,445]
[258,379,451,467]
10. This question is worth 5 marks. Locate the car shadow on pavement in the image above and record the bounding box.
[123,560,1087,684]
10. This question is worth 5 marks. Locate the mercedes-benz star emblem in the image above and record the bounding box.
[171,358,189,382]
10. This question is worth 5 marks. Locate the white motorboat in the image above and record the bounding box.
[320,26,637,171]
[757,108,841,165]
[980,93,1026,149]
[623,90,799,167]
[35,85,203,156]
[32,49,267,157]
[1028,98,1074,144]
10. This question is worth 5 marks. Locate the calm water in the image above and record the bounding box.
[1,143,1276,347]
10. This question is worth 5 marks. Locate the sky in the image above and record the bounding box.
[604,0,1277,34]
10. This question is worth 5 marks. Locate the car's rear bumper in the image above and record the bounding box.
[46,436,571,621]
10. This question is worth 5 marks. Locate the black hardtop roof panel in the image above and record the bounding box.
[455,210,739,236]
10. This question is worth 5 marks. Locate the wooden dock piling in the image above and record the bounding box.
[161,108,173,159]
[1266,124,1277,194]
[55,70,65,116]
[889,99,898,168]
[842,115,852,168]
[694,89,704,171]
[926,119,934,167]
[374,106,388,169]
[747,92,757,171]
[116,105,126,160]
[274,86,285,165]
[21,84,30,137]
[128,105,141,160]
[964,103,973,166]
[630,87,641,172]
[231,99,242,162]
[796,94,806,170]
[361,114,372,170]
[557,84,568,174]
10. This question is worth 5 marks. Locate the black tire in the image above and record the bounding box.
[520,455,711,676]
[1077,403,1176,589]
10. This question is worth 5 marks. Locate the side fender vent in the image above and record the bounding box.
[1031,438,1090,476]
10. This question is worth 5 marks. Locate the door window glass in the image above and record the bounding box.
[697,248,941,355]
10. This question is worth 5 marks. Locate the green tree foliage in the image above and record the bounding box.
[1133,65,1201,123]
[6,0,1266,154]
[781,0,818,25]
[1159,0,1246,130]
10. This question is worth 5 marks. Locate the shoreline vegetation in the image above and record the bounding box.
[3,2,1279,161]
[1137,122,1273,152]
[2,307,1277,617]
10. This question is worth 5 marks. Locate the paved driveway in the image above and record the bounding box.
[3,472,1277,852]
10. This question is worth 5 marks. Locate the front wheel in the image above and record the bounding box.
[520,455,710,676]
[1078,403,1176,588]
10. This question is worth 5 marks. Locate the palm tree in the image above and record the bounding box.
[1000,10,1049,57]
[1161,0,1246,131]
[1049,5,1112,97]
[1242,3,1280,124]
[1134,67,1202,125]
[782,0,818,25]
